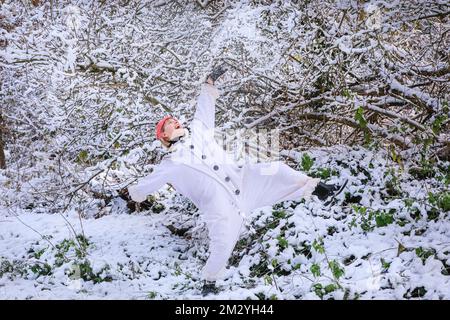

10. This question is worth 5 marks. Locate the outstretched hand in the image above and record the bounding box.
[206,76,214,85]
[206,65,228,85]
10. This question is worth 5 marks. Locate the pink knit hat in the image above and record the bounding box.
[155,115,176,140]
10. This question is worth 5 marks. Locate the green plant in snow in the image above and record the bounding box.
[328,260,345,280]
[431,111,448,135]
[276,236,288,250]
[349,205,372,231]
[311,167,339,179]
[301,153,314,172]
[271,259,278,269]
[435,164,449,186]
[380,258,391,271]
[76,150,94,165]
[354,106,371,145]
[0,258,27,278]
[30,263,52,277]
[389,145,404,169]
[375,209,395,227]
[27,247,46,260]
[415,247,436,265]
[263,274,273,285]
[55,234,90,267]
[310,263,321,277]
[384,168,402,197]
[272,210,286,219]
[68,259,112,283]
[312,283,338,299]
[309,237,346,297]
[403,198,422,221]
[312,238,325,254]
[428,191,450,212]
[349,205,395,231]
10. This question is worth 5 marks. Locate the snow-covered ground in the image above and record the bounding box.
[1,146,449,300]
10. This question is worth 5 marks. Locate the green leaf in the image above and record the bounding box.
[354,107,367,128]
[312,168,331,179]
[431,114,448,135]
[415,247,436,264]
[342,88,352,99]
[354,106,371,143]
[301,153,314,172]
[375,211,394,227]
[430,192,450,212]
[312,238,325,254]
[271,259,278,268]
[324,284,337,294]
[277,236,289,250]
[272,210,286,219]
[313,283,324,298]
[328,260,345,279]
[264,274,273,285]
[310,263,321,277]
[78,150,88,162]
[381,258,391,271]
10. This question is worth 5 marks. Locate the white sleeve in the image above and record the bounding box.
[128,164,168,202]
[193,83,220,129]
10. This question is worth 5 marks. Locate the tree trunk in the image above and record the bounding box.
[0,113,5,169]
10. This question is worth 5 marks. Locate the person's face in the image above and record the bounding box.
[161,118,182,141]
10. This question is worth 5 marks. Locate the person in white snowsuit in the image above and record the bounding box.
[128,68,343,295]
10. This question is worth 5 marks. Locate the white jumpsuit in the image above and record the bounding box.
[128,84,320,281]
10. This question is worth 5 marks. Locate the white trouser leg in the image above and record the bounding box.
[201,202,244,281]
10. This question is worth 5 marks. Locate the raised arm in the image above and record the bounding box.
[193,83,220,129]
[128,164,168,203]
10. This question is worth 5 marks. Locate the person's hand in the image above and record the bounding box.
[205,65,227,84]
[206,76,214,85]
